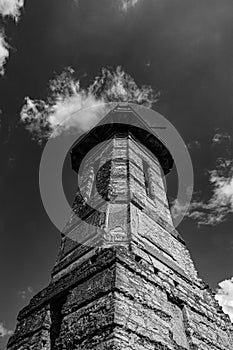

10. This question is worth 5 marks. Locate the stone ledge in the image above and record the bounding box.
[18,247,119,320]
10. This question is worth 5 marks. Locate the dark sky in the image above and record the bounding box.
[1,0,233,348]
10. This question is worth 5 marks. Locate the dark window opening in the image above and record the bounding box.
[174,280,179,288]
[90,158,101,199]
[95,159,112,201]
[142,159,151,198]
[90,254,98,265]
[135,255,143,263]
[50,294,67,349]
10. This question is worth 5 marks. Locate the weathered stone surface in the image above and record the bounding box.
[7,104,233,350]
[7,307,50,349]
[8,246,233,349]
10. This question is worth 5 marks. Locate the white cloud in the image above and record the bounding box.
[172,158,233,226]
[119,0,140,12]
[212,132,231,146]
[90,66,157,106]
[0,32,9,75]
[170,186,193,222]
[171,199,187,219]
[0,0,24,21]
[0,0,24,74]
[74,0,140,12]
[187,160,233,226]
[215,278,233,322]
[18,286,34,299]
[0,322,13,338]
[20,66,158,141]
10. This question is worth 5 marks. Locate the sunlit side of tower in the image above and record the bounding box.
[8,103,233,350]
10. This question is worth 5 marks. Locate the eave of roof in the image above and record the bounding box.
[71,103,174,175]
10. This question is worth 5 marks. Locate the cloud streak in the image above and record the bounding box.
[0,0,24,74]
[0,322,13,338]
[188,158,233,226]
[0,0,24,21]
[171,130,233,226]
[171,142,233,226]
[212,132,231,146]
[119,0,140,12]
[0,32,9,75]
[20,66,158,141]
[189,139,233,226]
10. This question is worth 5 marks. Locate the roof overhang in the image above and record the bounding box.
[71,103,174,175]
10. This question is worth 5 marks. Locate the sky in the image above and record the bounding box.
[0,0,233,348]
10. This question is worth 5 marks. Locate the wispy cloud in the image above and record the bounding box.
[119,0,140,12]
[172,131,232,226]
[18,286,34,299]
[188,159,233,226]
[73,0,140,13]
[20,66,158,141]
[212,131,231,146]
[171,154,233,227]
[0,0,24,21]
[0,322,13,338]
[0,0,24,74]
[170,186,193,221]
[171,199,189,220]
[0,32,9,75]
[215,278,233,322]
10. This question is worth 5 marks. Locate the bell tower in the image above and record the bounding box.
[8,103,233,350]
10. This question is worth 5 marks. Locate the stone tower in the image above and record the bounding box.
[8,103,233,350]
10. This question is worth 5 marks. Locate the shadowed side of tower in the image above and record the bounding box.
[7,103,233,350]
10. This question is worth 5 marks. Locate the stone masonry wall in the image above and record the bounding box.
[8,247,233,350]
[7,121,233,350]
